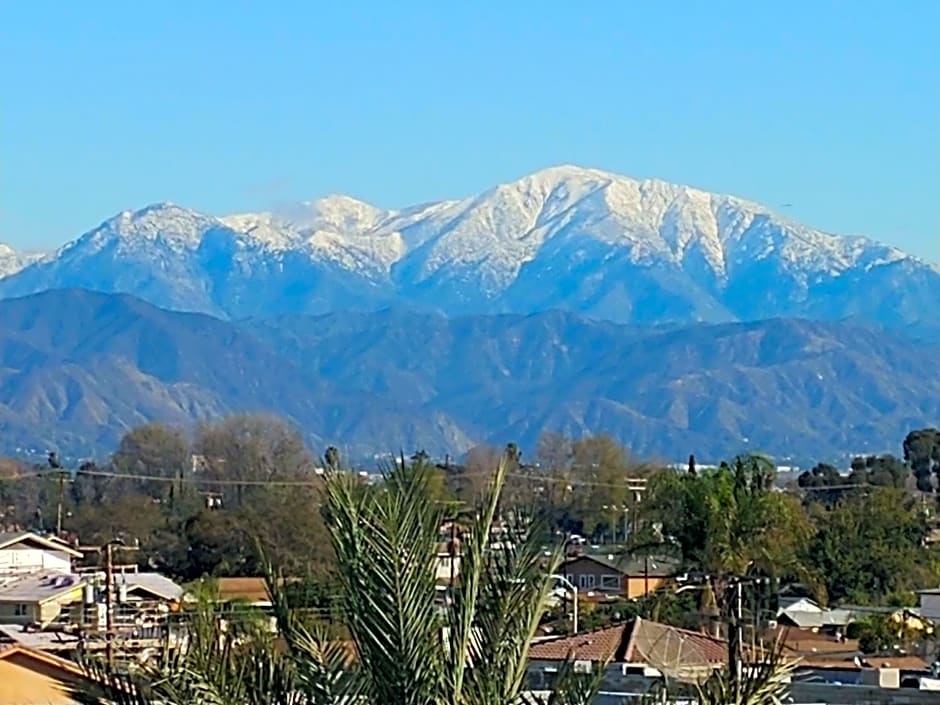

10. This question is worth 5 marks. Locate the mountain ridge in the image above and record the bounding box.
[1,165,935,327]
[2,288,938,464]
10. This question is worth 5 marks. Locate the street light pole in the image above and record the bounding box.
[551,574,579,635]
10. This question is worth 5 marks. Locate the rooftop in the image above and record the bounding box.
[0,572,85,604]
[563,553,681,577]
[0,531,83,558]
[528,617,727,666]
[118,572,185,602]
[215,577,271,604]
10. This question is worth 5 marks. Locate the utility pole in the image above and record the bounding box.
[105,542,114,668]
[727,578,744,697]
[55,472,66,537]
[101,538,129,669]
[47,451,66,537]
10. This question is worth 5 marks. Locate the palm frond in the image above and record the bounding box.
[695,638,797,705]
[517,656,611,705]
[323,460,446,705]
[265,553,359,705]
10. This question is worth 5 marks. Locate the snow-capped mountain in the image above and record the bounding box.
[0,243,44,279]
[1,165,937,326]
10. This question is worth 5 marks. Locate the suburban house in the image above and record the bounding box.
[0,533,82,575]
[0,643,107,704]
[918,586,940,624]
[0,572,86,626]
[111,571,186,605]
[528,618,937,704]
[560,554,680,599]
[775,596,852,633]
[528,617,725,688]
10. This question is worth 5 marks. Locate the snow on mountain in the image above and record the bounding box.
[0,165,936,326]
[0,243,45,278]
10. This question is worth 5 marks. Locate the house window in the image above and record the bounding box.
[14,604,29,617]
[600,574,621,590]
[578,574,595,589]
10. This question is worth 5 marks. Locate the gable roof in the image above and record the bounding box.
[777,610,824,629]
[529,624,627,662]
[0,643,87,678]
[0,572,86,604]
[119,572,185,601]
[562,554,680,578]
[528,617,727,667]
[778,596,822,612]
[0,532,82,558]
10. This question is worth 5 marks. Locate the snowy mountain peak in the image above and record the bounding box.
[0,242,44,278]
[0,165,936,326]
[104,203,219,245]
[281,194,388,234]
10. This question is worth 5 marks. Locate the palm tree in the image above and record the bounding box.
[318,452,590,704]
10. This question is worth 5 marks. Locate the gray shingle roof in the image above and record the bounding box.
[0,572,86,604]
[564,553,681,577]
[119,572,184,601]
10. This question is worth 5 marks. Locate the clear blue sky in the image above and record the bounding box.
[1,1,938,260]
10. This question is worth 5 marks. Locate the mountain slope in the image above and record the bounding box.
[1,166,936,326]
[2,289,937,463]
[0,243,44,278]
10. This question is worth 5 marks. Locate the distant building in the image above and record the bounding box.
[0,533,82,575]
[559,553,680,599]
[0,572,85,626]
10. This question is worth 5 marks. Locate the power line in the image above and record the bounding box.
[1,465,925,495]
[3,467,652,490]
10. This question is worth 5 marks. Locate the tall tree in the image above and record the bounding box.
[848,454,909,489]
[570,435,637,541]
[648,455,815,589]
[194,414,314,505]
[903,428,940,492]
[112,422,190,501]
[797,462,844,507]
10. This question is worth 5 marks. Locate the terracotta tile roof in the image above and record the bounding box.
[529,617,727,667]
[529,625,627,662]
[624,617,727,666]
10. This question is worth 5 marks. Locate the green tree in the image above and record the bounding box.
[570,435,636,541]
[848,454,909,489]
[807,487,937,604]
[648,455,816,592]
[797,462,844,507]
[903,428,940,492]
[112,423,190,501]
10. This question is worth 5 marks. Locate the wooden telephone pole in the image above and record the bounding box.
[101,538,133,668]
[727,579,744,696]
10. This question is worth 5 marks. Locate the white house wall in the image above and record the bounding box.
[0,548,72,574]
